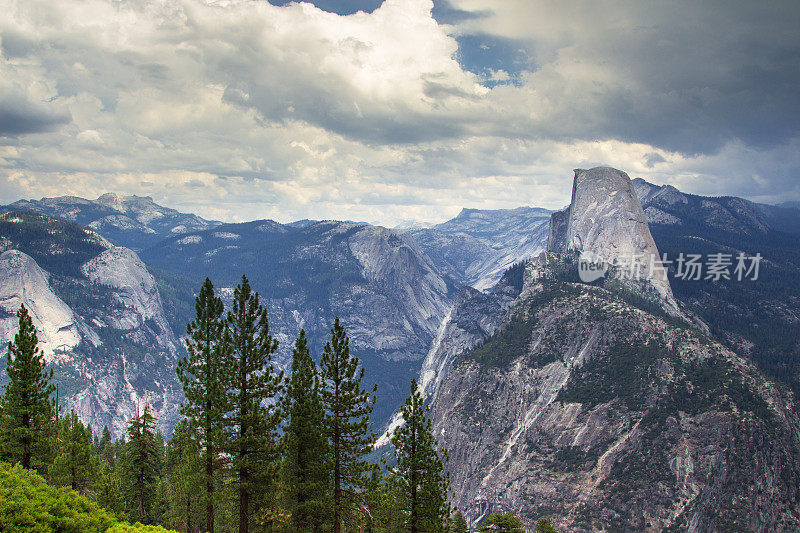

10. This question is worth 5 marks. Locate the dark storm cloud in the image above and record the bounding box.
[0,93,71,137]
[451,0,800,155]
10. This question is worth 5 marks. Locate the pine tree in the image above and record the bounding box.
[364,463,404,533]
[450,511,468,533]
[50,410,97,492]
[96,458,125,518]
[177,277,229,533]
[281,330,330,532]
[226,275,283,533]
[392,379,450,533]
[123,403,160,524]
[165,419,203,533]
[535,517,559,533]
[1,305,56,472]
[319,317,377,533]
[97,426,115,467]
[478,512,525,533]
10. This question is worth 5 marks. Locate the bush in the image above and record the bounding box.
[0,462,176,533]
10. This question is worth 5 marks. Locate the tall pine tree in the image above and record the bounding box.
[165,419,203,533]
[123,403,161,524]
[50,410,97,492]
[319,317,377,533]
[450,511,468,533]
[1,305,56,472]
[177,277,229,533]
[392,379,450,533]
[281,330,330,532]
[227,275,283,533]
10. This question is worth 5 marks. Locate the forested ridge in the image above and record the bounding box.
[1,275,545,532]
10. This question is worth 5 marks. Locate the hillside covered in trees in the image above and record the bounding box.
[1,275,536,532]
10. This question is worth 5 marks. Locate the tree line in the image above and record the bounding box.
[0,275,466,532]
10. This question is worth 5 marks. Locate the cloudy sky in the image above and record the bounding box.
[1,0,799,224]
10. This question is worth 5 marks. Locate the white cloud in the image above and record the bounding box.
[1,0,798,225]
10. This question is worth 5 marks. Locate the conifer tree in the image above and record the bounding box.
[319,317,377,533]
[392,379,450,533]
[166,419,203,533]
[50,410,97,492]
[97,458,125,518]
[364,463,404,533]
[226,275,283,533]
[123,403,160,524]
[450,511,468,533]
[97,426,115,467]
[1,305,56,472]
[177,277,229,533]
[478,512,525,533]
[281,330,330,532]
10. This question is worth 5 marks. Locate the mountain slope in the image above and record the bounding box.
[0,211,182,438]
[5,194,220,250]
[140,219,455,427]
[433,261,800,531]
[421,168,800,530]
[632,178,800,397]
[402,206,552,290]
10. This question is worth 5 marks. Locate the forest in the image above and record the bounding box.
[0,274,557,533]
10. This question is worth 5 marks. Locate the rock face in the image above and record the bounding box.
[403,207,552,290]
[141,219,455,427]
[549,167,679,313]
[376,264,524,447]
[632,177,800,406]
[81,247,176,351]
[0,211,181,438]
[0,250,81,357]
[430,258,800,531]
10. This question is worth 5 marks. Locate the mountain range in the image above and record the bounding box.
[2,169,800,530]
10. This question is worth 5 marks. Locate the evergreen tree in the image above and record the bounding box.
[392,379,450,533]
[226,275,284,533]
[478,512,525,533]
[96,459,125,519]
[122,403,160,524]
[535,517,559,533]
[1,305,56,472]
[50,410,97,492]
[177,277,229,533]
[319,317,377,533]
[165,420,203,533]
[364,463,404,533]
[450,511,468,533]
[281,330,330,532]
[97,426,115,467]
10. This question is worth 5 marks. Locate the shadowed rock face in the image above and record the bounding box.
[552,167,679,314]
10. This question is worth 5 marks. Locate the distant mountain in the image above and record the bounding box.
[402,206,552,290]
[632,178,800,397]
[5,193,221,250]
[0,211,182,438]
[140,219,456,427]
[418,168,800,530]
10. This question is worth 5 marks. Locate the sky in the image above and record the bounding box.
[1,0,799,225]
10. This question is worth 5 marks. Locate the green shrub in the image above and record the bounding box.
[0,462,176,533]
